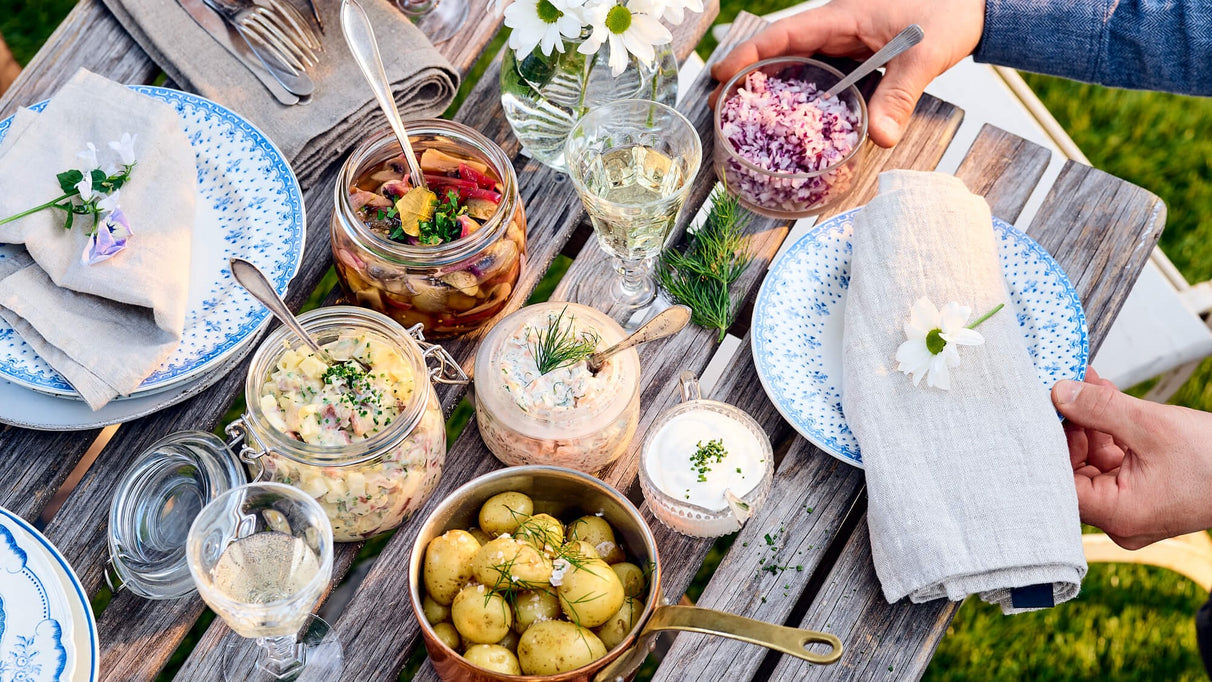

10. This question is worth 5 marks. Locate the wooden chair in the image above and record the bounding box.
[0,33,20,96]
[1083,532,1212,592]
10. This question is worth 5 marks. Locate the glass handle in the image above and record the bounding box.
[679,370,702,402]
[408,323,470,385]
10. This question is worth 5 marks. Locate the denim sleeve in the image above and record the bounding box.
[972,0,1212,96]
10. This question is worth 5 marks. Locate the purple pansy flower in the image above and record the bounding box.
[81,207,132,265]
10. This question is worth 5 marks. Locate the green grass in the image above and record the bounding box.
[4,4,1211,681]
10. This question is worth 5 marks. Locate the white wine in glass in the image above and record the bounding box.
[187,482,342,681]
[566,100,702,327]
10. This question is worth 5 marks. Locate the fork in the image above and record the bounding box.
[201,0,322,75]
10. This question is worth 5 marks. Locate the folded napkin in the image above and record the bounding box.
[841,170,1086,614]
[102,0,459,185]
[0,69,196,409]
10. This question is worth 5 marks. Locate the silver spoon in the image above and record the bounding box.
[587,305,693,374]
[230,258,370,372]
[340,0,427,190]
[822,24,924,99]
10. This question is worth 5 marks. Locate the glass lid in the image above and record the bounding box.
[108,430,247,600]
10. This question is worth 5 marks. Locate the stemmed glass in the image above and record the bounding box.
[187,482,342,681]
[396,0,469,44]
[565,99,702,328]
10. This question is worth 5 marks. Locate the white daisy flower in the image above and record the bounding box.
[894,297,989,390]
[631,0,702,25]
[505,0,588,58]
[579,0,672,75]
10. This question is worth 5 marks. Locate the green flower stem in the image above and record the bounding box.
[967,303,1005,329]
[0,191,75,226]
[576,51,599,117]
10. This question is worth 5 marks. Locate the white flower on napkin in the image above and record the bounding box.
[895,297,986,390]
[77,142,100,171]
[109,133,137,166]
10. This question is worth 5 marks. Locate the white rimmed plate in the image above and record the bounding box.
[0,505,98,682]
[752,208,1088,468]
[0,86,305,399]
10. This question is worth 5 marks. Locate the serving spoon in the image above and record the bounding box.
[822,24,924,98]
[341,0,427,190]
[230,257,371,372]
[587,305,692,374]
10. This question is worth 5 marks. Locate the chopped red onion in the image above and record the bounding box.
[718,72,861,213]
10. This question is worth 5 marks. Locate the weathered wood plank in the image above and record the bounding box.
[653,123,1065,682]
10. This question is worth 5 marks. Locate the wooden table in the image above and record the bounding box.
[0,3,1166,681]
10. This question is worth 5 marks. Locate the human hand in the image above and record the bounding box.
[1052,368,1212,549]
[709,0,986,147]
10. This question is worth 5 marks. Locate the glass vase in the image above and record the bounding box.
[499,39,679,171]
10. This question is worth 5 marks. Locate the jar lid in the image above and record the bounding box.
[108,430,247,600]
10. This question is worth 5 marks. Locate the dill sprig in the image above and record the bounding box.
[656,187,752,342]
[528,307,601,376]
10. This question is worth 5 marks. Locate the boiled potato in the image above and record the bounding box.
[422,594,451,624]
[433,622,461,651]
[517,620,607,675]
[424,530,482,605]
[464,644,522,674]
[513,588,561,633]
[451,584,513,644]
[514,513,565,550]
[468,527,491,545]
[479,492,533,537]
[594,597,642,650]
[556,557,625,627]
[567,516,625,563]
[611,562,646,598]
[473,536,553,589]
[564,540,600,560]
[495,629,521,652]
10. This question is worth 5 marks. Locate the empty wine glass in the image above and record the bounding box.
[187,482,342,681]
[396,0,469,44]
[565,99,702,328]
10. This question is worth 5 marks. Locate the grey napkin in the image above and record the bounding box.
[840,170,1086,614]
[0,69,196,409]
[101,0,459,185]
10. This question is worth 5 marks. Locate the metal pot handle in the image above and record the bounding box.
[406,323,470,386]
[594,605,842,682]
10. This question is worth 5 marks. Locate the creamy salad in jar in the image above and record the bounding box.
[244,308,447,542]
[475,303,640,473]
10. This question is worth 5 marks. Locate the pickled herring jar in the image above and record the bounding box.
[331,121,528,338]
[474,302,641,473]
[230,306,467,542]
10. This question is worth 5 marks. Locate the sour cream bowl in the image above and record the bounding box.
[473,303,640,473]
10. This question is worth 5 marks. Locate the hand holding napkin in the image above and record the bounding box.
[841,170,1086,614]
[102,0,458,185]
[0,69,196,410]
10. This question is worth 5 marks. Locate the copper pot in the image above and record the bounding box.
[409,466,843,681]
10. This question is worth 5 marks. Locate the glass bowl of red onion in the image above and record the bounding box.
[713,57,869,219]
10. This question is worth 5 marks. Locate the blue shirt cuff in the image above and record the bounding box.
[973,0,1114,82]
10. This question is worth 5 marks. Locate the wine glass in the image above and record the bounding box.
[187,482,343,681]
[396,0,469,44]
[565,99,702,328]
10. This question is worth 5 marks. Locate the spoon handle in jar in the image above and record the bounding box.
[230,257,326,358]
[823,24,924,99]
[594,605,842,682]
[340,0,427,190]
[587,305,692,373]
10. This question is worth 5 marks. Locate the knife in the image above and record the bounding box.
[177,0,309,105]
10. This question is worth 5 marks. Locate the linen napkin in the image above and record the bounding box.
[840,170,1086,614]
[0,69,196,410]
[101,0,459,185]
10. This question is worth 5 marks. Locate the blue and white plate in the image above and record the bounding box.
[0,506,98,682]
[0,86,306,399]
[752,208,1089,468]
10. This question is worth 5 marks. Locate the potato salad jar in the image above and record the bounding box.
[229,306,467,542]
[331,121,528,338]
[474,303,641,473]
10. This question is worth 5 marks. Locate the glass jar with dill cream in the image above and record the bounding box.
[640,371,774,537]
[229,306,467,542]
[473,302,641,473]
